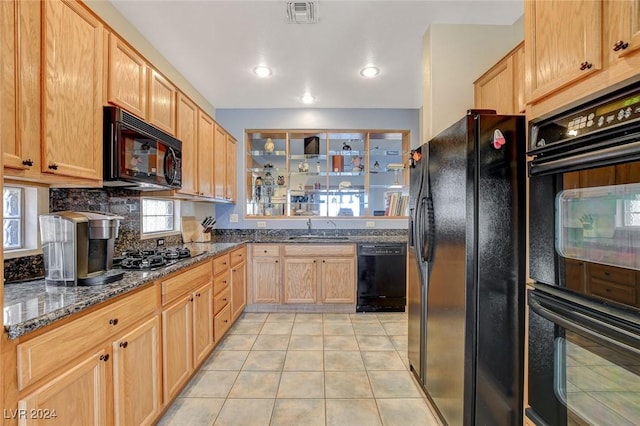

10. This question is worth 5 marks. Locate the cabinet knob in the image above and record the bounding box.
[322,260,326,263]
[48,163,59,170]
[264,250,268,253]
[22,159,33,167]
[313,260,316,263]
[223,298,228,302]
[579,61,593,71]
[109,318,119,326]
[99,354,110,362]
[275,260,278,263]
[190,297,194,302]
[223,280,227,284]
[196,292,201,297]
[119,341,128,349]
[224,319,228,323]
[613,40,629,51]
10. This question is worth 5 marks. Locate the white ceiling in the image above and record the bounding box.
[110,0,523,109]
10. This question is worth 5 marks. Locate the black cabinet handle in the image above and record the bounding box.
[99,354,110,362]
[109,318,118,326]
[275,260,278,263]
[22,159,33,167]
[579,61,593,70]
[119,341,128,349]
[613,40,629,51]
[223,298,228,302]
[48,163,59,170]
[190,297,194,302]
[196,292,201,297]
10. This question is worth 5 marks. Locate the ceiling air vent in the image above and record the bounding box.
[285,1,318,24]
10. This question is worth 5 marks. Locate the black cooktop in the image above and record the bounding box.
[113,247,192,270]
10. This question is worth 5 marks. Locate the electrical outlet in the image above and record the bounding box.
[257,221,267,228]
[230,214,238,223]
[366,221,375,228]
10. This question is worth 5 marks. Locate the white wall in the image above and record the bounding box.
[215,108,419,230]
[83,0,215,117]
[422,19,524,141]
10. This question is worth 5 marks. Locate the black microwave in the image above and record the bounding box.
[103,106,182,191]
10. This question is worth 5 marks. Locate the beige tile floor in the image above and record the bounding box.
[158,312,442,426]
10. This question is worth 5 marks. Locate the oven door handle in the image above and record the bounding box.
[529,294,640,357]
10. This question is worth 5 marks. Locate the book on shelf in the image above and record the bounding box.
[383,191,409,216]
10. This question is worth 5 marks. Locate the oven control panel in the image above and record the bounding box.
[531,86,640,151]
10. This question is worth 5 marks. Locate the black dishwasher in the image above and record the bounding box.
[356,243,407,312]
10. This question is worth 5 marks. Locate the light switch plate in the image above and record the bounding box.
[257,221,267,228]
[230,214,238,223]
[366,221,375,228]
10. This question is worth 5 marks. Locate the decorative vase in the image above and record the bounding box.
[264,138,274,153]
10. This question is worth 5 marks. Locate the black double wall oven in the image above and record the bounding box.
[527,83,640,426]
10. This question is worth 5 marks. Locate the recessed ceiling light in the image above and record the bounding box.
[253,66,272,78]
[360,66,380,78]
[300,93,315,104]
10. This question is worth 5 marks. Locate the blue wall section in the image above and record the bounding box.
[214,108,419,230]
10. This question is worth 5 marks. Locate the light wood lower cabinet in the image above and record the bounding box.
[18,347,110,425]
[193,283,214,366]
[283,258,318,303]
[162,294,193,403]
[112,316,161,426]
[230,247,247,321]
[250,244,356,306]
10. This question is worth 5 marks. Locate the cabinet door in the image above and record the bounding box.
[513,43,526,113]
[526,0,601,102]
[162,295,193,402]
[283,258,317,303]
[19,348,110,426]
[176,93,199,196]
[321,258,356,303]
[230,261,247,321]
[42,0,104,180]
[564,259,586,294]
[474,55,515,114]
[580,166,616,188]
[197,111,215,198]
[226,136,237,202]
[192,283,214,367]
[607,0,640,60]
[251,257,280,303]
[1,0,22,170]
[214,304,232,342]
[148,68,176,136]
[214,125,228,199]
[112,316,160,426]
[107,33,147,119]
[616,162,640,184]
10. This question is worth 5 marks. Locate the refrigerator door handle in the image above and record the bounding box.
[529,293,640,357]
[420,196,435,263]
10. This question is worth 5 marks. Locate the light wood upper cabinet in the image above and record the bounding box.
[1,0,21,170]
[474,53,515,114]
[198,111,215,198]
[514,43,527,114]
[283,258,318,304]
[214,125,228,199]
[525,0,602,103]
[108,33,147,119]
[226,136,237,202]
[19,348,110,426]
[148,68,177,136]
[605,0,640,70]
[176,94,199,196]
[112,316,161,426]
[42,0,104,180]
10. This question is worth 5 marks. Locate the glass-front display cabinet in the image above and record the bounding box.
[245,130,410,218]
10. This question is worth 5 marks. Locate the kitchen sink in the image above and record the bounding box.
[288,235,350,240]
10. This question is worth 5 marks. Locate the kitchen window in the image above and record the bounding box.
[141,198,180,237]
[3,186,23,250]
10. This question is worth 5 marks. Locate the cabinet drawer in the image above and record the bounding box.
[252,244,280,257]
[213,253,230,276]
[589,264,635,286]
[214,304,232,341]
[213,270,230,295]
[162,260,212,305]
[214,287,230,315]
[589,278,637,306]
[230,246,246,267]
[283,244,355,257]
[17,284,157,390]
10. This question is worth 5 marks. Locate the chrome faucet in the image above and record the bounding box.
[328,220,338,235]
[306,218,312,234]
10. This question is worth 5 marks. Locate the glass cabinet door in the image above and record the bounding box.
[245,129,409,218]
[246,132,287,216]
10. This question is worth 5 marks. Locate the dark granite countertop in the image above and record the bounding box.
[4,233,407,339]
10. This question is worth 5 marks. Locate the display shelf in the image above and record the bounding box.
[246,129,410,217]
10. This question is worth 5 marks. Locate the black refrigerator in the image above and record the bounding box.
[407,110,525,426]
